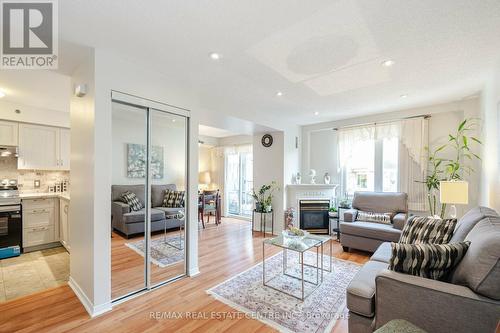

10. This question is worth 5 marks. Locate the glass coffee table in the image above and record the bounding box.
[262,234,332,300]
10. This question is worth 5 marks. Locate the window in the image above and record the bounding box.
[339,125,399,195]
[225,150,253,217]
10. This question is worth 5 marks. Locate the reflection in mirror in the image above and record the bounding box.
[111,101,148,300]
[149,109,187,286]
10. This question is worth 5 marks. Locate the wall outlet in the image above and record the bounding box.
[34,180,40,188]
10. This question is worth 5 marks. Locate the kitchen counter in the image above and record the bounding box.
[20,192,70,200]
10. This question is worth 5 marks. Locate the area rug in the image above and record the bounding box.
[125,236,184,268]
[207,251,360,333]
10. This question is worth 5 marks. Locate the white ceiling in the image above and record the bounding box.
[29,1,500,125]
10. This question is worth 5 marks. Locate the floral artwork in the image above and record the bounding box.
[127,143,164,179]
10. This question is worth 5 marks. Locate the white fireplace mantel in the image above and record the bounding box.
[286,184,339,228]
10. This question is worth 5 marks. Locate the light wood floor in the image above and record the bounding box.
[111,229,185,299]
[0,218,370,333]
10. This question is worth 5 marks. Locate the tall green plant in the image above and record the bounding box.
[422,118,482,218]
[438,119,481,218]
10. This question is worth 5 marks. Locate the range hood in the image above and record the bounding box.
[0,146,18,157]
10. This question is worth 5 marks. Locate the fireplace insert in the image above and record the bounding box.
[299,200,330,234]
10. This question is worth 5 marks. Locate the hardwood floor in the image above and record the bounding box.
[0,218,370,333]
[111,229,185,299]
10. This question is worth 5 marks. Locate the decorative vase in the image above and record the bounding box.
[264,205,272,212]
[295,172,301,184]
[309,169,316,184]
[324,172,331,184]
[255,202,263,212]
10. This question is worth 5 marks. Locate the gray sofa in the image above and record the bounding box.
[346,206,500,333]
[111,184,184,238]
[340,192,408,252]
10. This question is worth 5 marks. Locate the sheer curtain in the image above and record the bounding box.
[399,118,429,211]
[337,117,428,211]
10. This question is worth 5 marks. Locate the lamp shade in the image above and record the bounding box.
[439,181,468,204]
[198,171,211,185]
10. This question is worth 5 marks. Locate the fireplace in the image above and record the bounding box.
[299,200,330,234]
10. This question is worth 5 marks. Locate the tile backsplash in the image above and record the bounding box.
[0,155,70,193]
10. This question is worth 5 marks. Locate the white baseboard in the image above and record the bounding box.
[68,277,112,317]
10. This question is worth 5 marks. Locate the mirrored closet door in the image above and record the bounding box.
[111,93,188,302]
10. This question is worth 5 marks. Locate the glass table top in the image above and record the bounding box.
[264,235,323,252]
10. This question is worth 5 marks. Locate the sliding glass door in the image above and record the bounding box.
[111,92,188,301]
[225,150,253,218]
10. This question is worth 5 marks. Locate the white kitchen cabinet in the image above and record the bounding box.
[18,124,70,170]
[59,198,70,251]
[22,198,58,249]
[0,120,18,146]
[59,128,70,170]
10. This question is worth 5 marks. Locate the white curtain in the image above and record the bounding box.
[398,118,429,211]
[337,118,428,210]
[210,147,226,215]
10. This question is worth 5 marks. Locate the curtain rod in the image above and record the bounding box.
[332,114,431,131]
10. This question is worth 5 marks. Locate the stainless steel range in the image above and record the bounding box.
[0,179,22,258]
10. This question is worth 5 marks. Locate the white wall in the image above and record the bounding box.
[480,63,500,212]
[68,49,110,316]
[198,145,212,174]
[218,135,253,146]
[253,131,285,233]
[301,99,482,215]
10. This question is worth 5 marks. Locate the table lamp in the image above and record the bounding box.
[439,181,468,218]
[198,171,211,190]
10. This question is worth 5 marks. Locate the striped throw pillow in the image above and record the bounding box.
[162,190,185,208]
[121,191,143,211]
[388,241,470,280]
[400,216,457,244]
[356,211,392,225]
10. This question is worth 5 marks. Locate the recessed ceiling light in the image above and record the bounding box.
[0,89,5,98]
[172,119,176,122]
[314,111,320,116]
[276,91,283,97]
[381,60,395,67]
[400,94,408,99]
[209,52,221,60]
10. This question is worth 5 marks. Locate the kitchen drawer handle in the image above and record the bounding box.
[32,226,48,231]
[32,209,48,214]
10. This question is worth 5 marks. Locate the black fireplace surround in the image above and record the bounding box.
[299,200,330,234]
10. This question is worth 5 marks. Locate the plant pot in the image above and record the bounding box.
[264,205,272,213]
[255,202,263,212]
[328,212,338,218]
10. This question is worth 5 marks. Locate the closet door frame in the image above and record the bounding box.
[111,90,190,303]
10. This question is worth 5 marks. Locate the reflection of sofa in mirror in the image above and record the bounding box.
[112,184,184,238]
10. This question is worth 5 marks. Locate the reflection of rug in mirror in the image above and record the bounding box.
[207,252,360,333]
[125,236,184,268]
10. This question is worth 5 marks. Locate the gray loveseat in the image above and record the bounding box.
[346,206,500,333]
[340,192,408,252]
[111,184,184,238]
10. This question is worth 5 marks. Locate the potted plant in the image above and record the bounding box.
[419,118,482,218]
[328,207,338,217]
[251,181,278,213]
